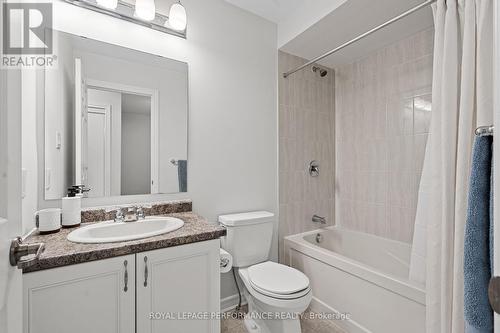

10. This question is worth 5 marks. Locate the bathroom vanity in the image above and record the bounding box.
[18,23,221,333]
[17,27,211,333]
[21,208,225,333]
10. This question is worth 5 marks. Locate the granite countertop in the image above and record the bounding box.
[22,212,226,273]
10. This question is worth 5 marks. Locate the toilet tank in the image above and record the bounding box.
[219,211,274,267]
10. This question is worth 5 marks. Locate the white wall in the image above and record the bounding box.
[277,0,347,47]
[44,33,74,200]
[2,61,24,333]
[21,70,40,234]
[0,64,6,222]
[28,0,278,301]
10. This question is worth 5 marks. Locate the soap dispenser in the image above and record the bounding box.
[61,186,84,227]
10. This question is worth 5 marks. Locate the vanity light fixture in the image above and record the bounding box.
[134,0,155,21]
[62,0,187,38]
[168,1,187,31]
[96,0,117,10]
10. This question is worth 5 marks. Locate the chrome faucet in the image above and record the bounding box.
[124,206,146,222]
[114,206,146,223]
[312,214,327,224]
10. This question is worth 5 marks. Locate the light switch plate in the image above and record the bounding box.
[55,131,62,149]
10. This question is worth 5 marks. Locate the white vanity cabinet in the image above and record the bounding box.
[23,239,220,333]
[23,254,135,333]
[136,239,221,333]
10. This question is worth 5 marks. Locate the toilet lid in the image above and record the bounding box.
[248,262,309,296]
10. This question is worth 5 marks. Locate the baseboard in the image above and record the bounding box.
[220,293,247,313]
[221,294,368,332]
[309,297,371,333]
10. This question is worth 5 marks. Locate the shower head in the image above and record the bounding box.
[312,66,328,77]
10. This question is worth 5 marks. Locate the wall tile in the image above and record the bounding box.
[387,97,413,136]
[279,104,297,139]
[388,135,415,173]
[279,137,294,172]
[414,94,432,134]
[388,172,417,208]
[358,138,388,172]
[335,29,433,243]
[411,28,435,59]
[413,55,434,89]
[414,134,428,174]
[388,205,414,243]
[280,29,432,249]
[278,51,335,262]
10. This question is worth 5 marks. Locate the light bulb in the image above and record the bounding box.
[168,1,187,31]
[135,0,155,21]
[97,0,117,10]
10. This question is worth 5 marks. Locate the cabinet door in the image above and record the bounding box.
[137,240,220,333]
[23,255,135,333]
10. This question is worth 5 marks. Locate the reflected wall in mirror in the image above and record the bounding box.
[44,31,188,200]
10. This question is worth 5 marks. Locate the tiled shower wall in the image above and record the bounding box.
[278,51,335,260]
[335,28,434,243]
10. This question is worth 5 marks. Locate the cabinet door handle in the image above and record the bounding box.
[123,260,128,292]
[144,256,148,287]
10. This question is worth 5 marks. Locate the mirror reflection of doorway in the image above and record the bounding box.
[84,84,156,198]
[85,88,121,198]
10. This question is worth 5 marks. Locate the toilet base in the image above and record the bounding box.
[243,315,261,333]
[243,290,303,333]
[244,315,301,333]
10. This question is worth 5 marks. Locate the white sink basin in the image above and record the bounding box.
[67,217,184,244]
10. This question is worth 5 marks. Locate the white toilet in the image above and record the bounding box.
[219,211,312,333]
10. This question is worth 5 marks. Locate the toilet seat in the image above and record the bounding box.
[238,267,312,313]
[247,262,310,300]
[251,283,311,299]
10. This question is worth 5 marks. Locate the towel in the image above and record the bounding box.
[177,160,187,192]
[464,135,493,333]
[490,159,494,276]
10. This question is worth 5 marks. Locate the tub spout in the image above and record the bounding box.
[312,215,326,224]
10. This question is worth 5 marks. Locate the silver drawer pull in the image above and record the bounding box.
[144,256,148,287]
[123,260,128,292]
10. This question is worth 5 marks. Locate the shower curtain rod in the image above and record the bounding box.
[282,0,437,78]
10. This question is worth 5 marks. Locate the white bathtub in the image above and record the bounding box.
[284,226,425,333]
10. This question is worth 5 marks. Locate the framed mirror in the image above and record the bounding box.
[44,30,188,200]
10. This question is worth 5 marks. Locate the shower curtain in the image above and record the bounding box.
[408,0,493,332]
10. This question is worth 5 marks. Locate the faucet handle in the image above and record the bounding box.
[115,208,125,222]
[137,207,145,219]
